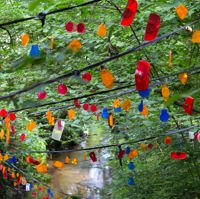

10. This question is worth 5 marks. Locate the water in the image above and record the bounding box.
[48,129,112,199]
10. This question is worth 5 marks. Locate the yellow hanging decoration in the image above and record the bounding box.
[168,51,172,67]
[65,156,70,164]
[36,164,48,173]
[0,129,4,140]
[122,99,131,111]
[108,113,114,128]
[140,143,147,151]
[100,68,115,89]
[68,109,75,120]
[192,30,200,43]
[113,99,120,108]
[50,35,54,49]
[4,154,9,161]
[72,158,78,165]
[140,105,149,117]
[67,39,82,53]
[178,72,188,85]
[161,85,170,101]
[21,33,30,47]
[26,120,36,131]
[53,161,64,169]
[97,23,107,38]
[176,4,188,20]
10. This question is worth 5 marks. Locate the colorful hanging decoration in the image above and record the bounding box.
[65,21,74,32]
[164,137,172,145]
[76,23,86,33]
[140,105,148,117]
[171,152,187,160]
[126,147,131,155]
[83,103,89,111]
[0,109,7,117]
[90,104,97,112]
[168,50,172,67]
[160,108,169,122]
[138,87,151,98]
[128,149,138,159]
[72,158,78,165]
[58,84,68,95]
[182,96,194,115]
[140,143,147,151]
[26,156,40,165]
[68,109,75,120]
[29,45,40,57]
[176,4,188,20]
[122,99,131,111]
[8,113,16,121]
[97,23,107,37]
[20,133,25,142]
[46,111,55,126]
[26,120,36,131]
[38,91,46,100]
[161,85,170,101]
[36,164,48,173]
[120,0,138,26]
[82,72,92,82]
[128,177,134,185]
[138,100,143,112]
[100,68,115,89]
[102,108,109,119]
[135,60,151,91]
[53,161,64,168]
[192,30,200,43]
[148,143,153,150]
[89,152,97,162]
[144,13,161,41]
[74,99,81,108]
[113,99,120,108]
[67,39,82,52]
[21,34,30,47]
[178,72,188,85]
[128,162,135,170]
[51,120,65,141]
[108,113,114,128]
[114,107,121,113]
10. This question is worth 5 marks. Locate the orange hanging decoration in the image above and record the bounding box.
[21,33,30,47]
[67,39,82,52]
[178,73,188,85]
[100,68,115,89]
[192,30,200,43]
[4,154,9,161]
[36,164,48,173]
[176,4,188,20]
[108,113,114,128]
[97,23,107,38]
[26,120,36,131]
[113,99,120,108]
[65,156,70,164]
[161,85,170,101]
[0,129,4,140]
[122,99,131,111]
[140,105,149,117]
[140,143,147,151]
[68,109,75,120]
[53,161,64,168]
[83,153,87,161]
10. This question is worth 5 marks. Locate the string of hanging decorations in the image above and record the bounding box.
[0,17,199,101]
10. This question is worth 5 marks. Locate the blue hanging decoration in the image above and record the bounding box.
[138,100,143,112]
[30,45,40,57]
[125,146,131,155]
[102,108,109,119]
[160,108,170,122]
[114,107,121,113]
[128,162,135,170]
[139,87,151,98]
[7,156,17,164]
[30,183,33,190]
[128,177,134,185]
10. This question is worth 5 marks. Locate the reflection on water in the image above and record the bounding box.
[48,131,112,199]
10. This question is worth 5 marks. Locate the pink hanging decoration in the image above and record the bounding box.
[38,91,46,100]
[144,13,161,41]
[58,84,68,95]
[20,134,25,142]
[135,60,151,91]
[121,0,138,26]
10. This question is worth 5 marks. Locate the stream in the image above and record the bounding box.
[48,128,112,199]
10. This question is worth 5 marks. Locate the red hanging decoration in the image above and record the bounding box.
[65,21,74,32]
[9,113,16,121]
[58,84,68,95]
[148,143,153,149]
[144,13,161,41]
[26,156,40,165]
[74,99,81,108]
[170,152,187,160]
[83,103,89,111]
[11,125,15,135]
[135,60,151,91]
[90,104,97,112]
[89,152,97,162]
[82,72,92,82]
[182,96,194,115]
[38,91,46,100]
[76,23,86,33]
[0,109,7,117]
[121,0,138,26]
[20,133,25,142]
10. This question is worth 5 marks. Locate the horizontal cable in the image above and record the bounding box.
[9,65,200,114]
[1,17,199,101]
[0,0,102,27]
[9,126,197,155]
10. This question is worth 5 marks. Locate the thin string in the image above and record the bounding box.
[0,17,199,101]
